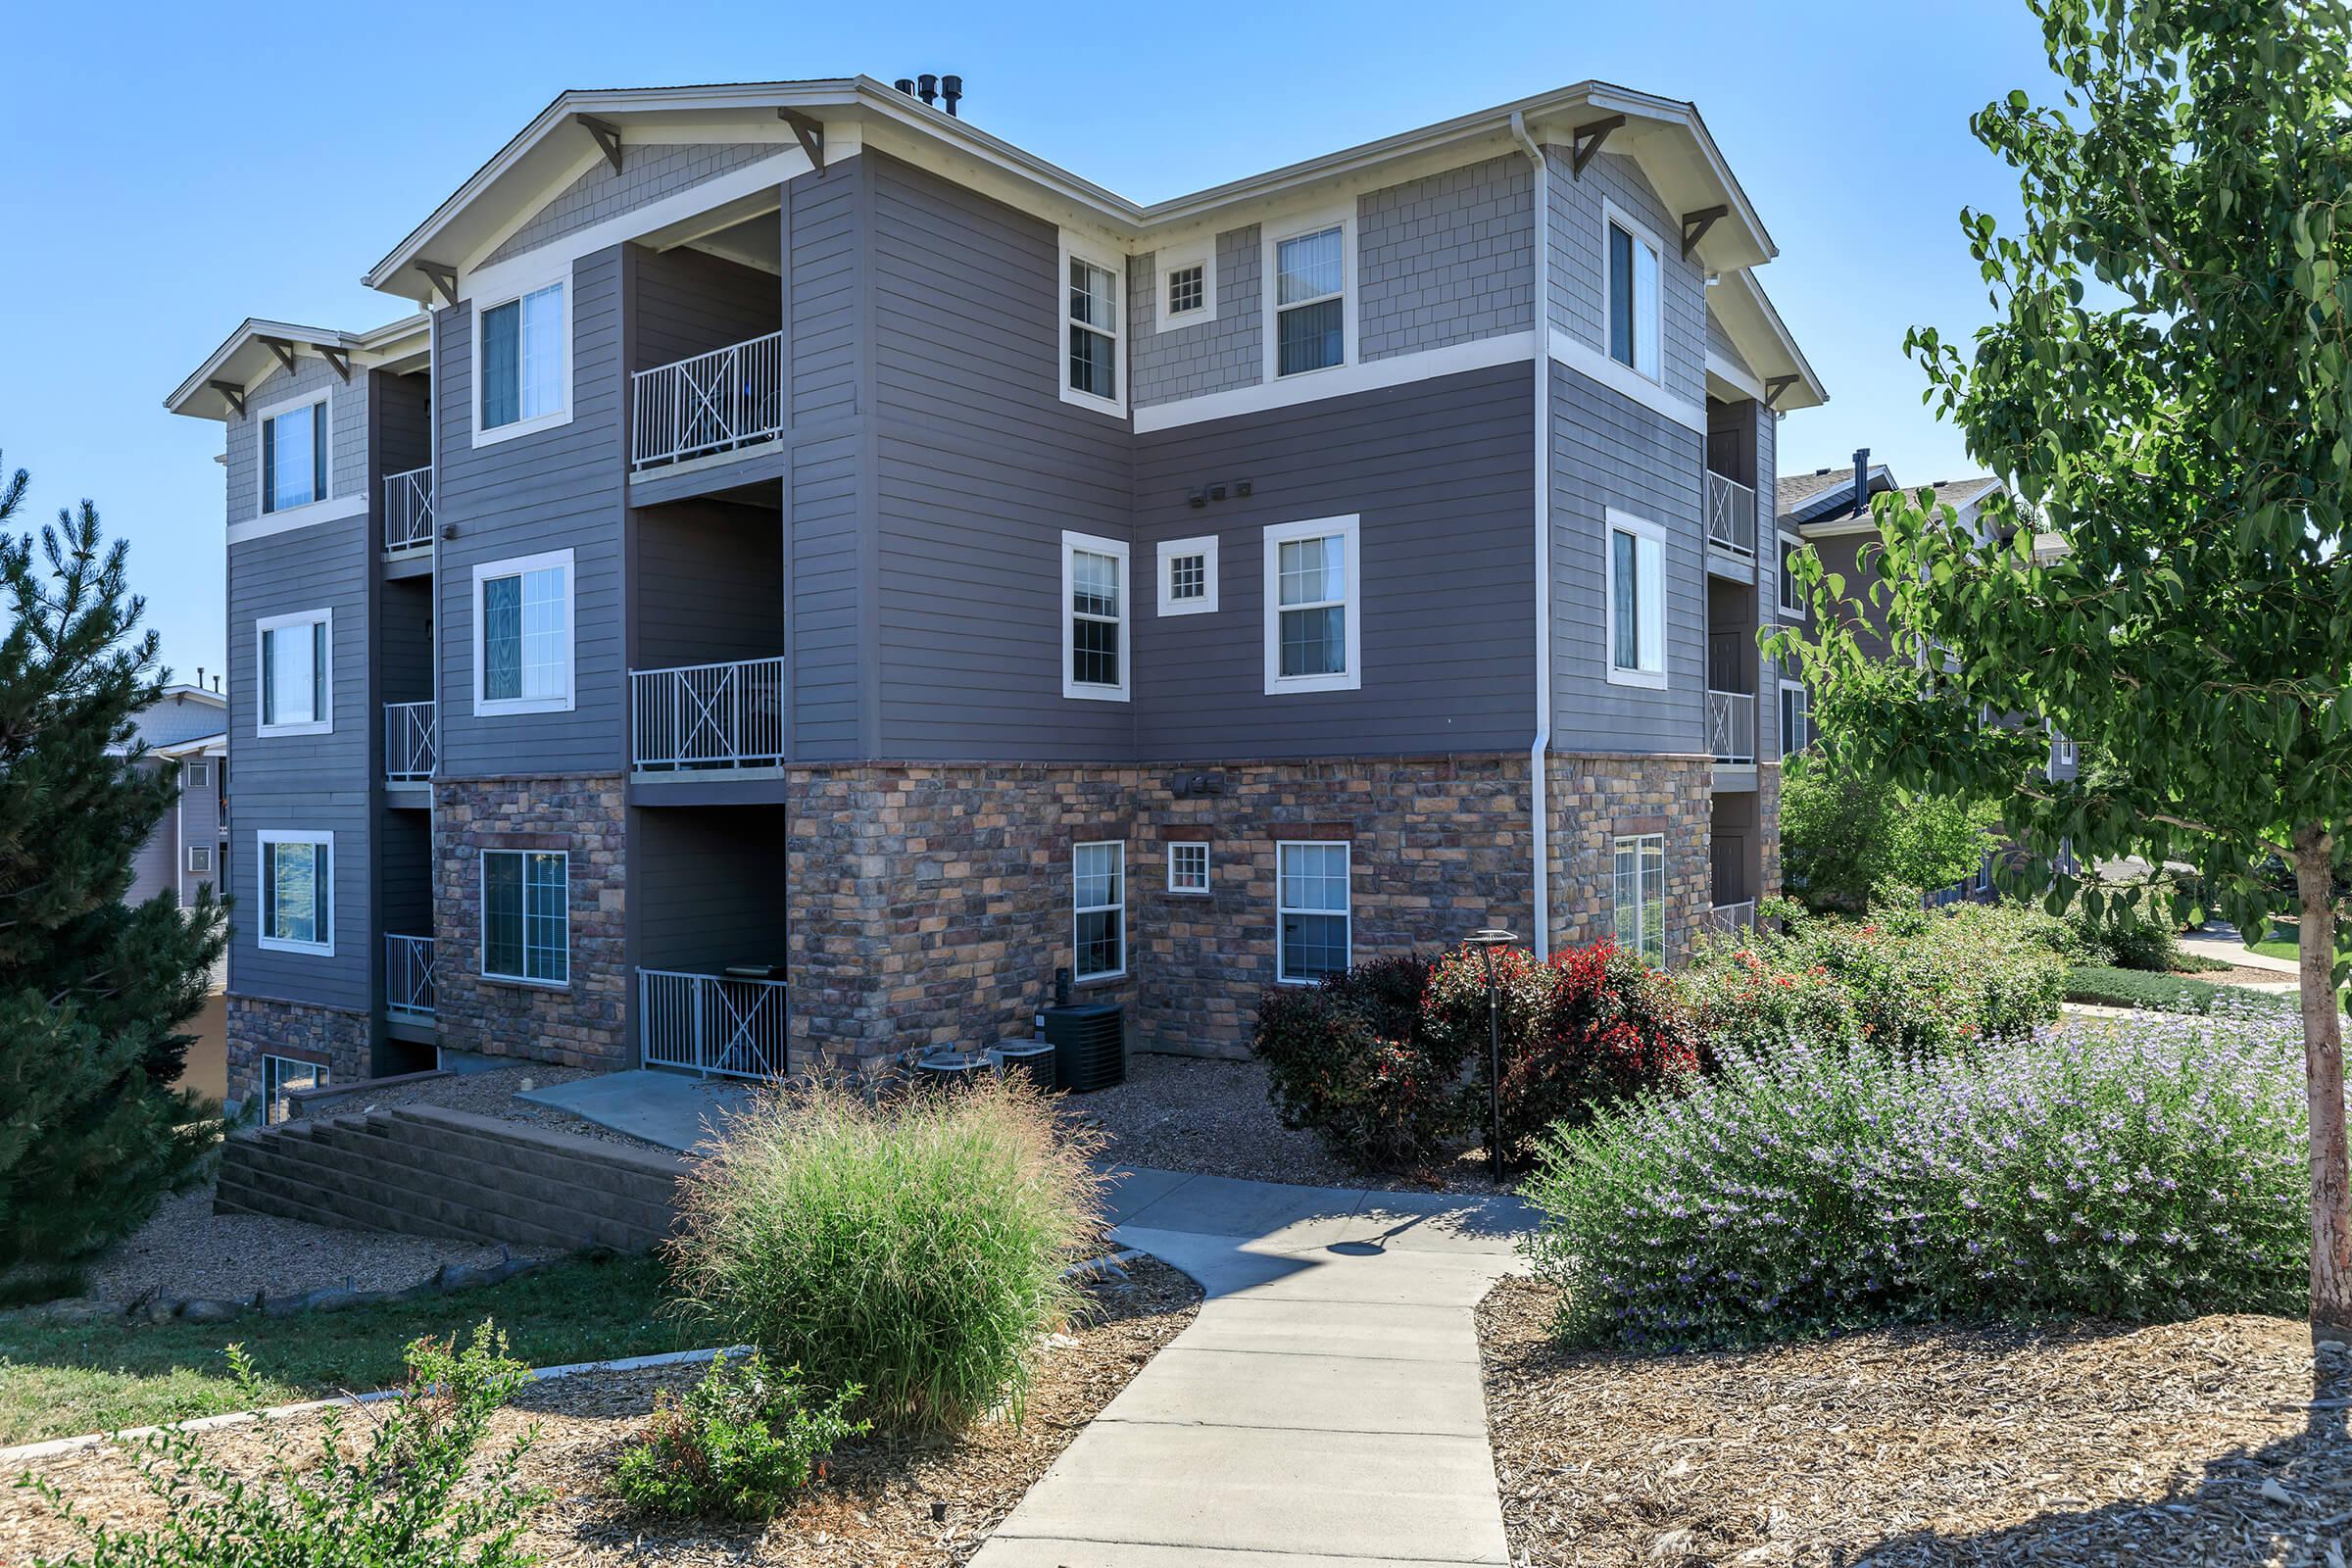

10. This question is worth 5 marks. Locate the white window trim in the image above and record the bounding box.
[1777,529,1807,616]
[479,847,571,988]
[1153,237,1218,333]
[254,386,333,520]
[1155,534,1219,616]
[1072,840,1127,983]
[1603,508,1670,690]
[186,845,213,875]
[1260,201,1357,382]
[471,548,577,716]
[469,266,575,449]
[1262,514,1363,696]
[1057,232,1128,416]
[1167,841,1210,895]
[255,608,333,737]
[256,829,334,956]
[1600,198,1666,385]
[184,760,211,789]
[1275,839,1351,986]
[1060,530,1131,702]
[1612,832,1667,963]
[1779,678,1810,760]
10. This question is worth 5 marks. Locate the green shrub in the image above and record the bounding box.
[1779,751,1998,914]
[666,1076,1101,1435]
[1521,1012,2314,1348]
[20,1321,544,1567]
[1252,955,1456,1170]
[2063,964,2293,1014]
[2064,900,2184,971]
[614,1350,866,1520]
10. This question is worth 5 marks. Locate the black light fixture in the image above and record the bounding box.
[1465,927,1518,1177]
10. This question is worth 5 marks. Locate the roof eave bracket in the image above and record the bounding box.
[1681,204,1729,260]
[1569,115,1626,178]
[1764,373,1798,411]
[576,114,624,175]
[778,109,825,175]
[258,336,301,379]
[319,346,352,382]
[416,261,461,308]
[208,379,246,418]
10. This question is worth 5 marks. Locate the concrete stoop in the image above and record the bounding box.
[215,1104,688,1254]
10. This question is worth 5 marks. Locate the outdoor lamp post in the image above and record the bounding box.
[1465,928,1517,1179]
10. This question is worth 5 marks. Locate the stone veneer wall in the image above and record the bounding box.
[786,754,1541,1071]
[432,774,630,1071]
[1544,752,1716,966]
[1756,762,1784,903]
[224,996,371,1109]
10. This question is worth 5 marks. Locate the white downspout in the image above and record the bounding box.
[1511,111,1551,959]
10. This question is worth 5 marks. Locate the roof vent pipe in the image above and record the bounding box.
[942,74,962,117]
[916,74,939,106]
[1850,447,1870,517]
[893,77,916,95]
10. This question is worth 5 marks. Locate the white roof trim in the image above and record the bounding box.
[1707,269,1827,411]
[166,314,431,420]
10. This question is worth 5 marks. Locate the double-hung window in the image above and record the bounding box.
[1272,221,1347,376]
[1061,532,1129,701]
[482,849,568,985]
[1062,241,1122,409]
[1605,510,1667,687]
[1167,841,1210,895]
[1263,515,1361,695]
[257,610,331,735]
[1612,833,1666,964]
[1073,842,1125,981]
[1778,531,1807,617]
[258,830,332,956]
[478,280,567,436]
[474,550,573,714]
[1780,680,1811,759]
[262,400,327,514]
[1277,841,1350,983]
[1605,208,1662,379]
[1156,535,1217,616]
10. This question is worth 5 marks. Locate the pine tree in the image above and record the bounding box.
[0,453,229,1267]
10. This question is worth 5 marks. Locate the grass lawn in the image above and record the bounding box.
[2245,923,2300,963]
[0,1252,702,1446]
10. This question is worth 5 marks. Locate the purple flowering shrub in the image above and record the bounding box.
[1522,1003,2313,1348]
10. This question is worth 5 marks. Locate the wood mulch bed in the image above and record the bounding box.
[1479,1277,2351,1567]
[5,1257,1201,1566]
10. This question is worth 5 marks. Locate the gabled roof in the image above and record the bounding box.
[1706,269,1828,411]
[166,314,430,422]
[1777,467,2002,531]
[108,687,228,755]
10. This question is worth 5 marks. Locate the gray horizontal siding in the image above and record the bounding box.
[434,244,628,779]
[125,759,177,907]
[1549,360,1708,754]
[629,243,778,372]
[631,806,791,972]
[1544,148,1708,413]
[177,760,223,906]
[1129,224,1261,409]
[1358,154,1534,362]
[788,168,862,430]
[633,501,784,671]
[482,142,781,270]
[1134,363,1537,760]
[788,434,864,760]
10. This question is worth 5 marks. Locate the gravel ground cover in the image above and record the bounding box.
[4,1256,1202,1567]
[1479,1277,2351,1567]
[1065,1050,1506,1193]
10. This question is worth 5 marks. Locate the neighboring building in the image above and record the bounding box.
[117,683,229,909]
[167,75,1827,1109]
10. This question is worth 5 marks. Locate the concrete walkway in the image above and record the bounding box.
[2180,923,2303,979]
[972,1167,1533,1567]
[519,1066,751,1148]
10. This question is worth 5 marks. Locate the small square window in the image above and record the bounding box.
[186,845,213,875]
[1156,535,1218,616]
[1167,264,1204,316]
[1168,842,1209,895]
[184,761,211,790]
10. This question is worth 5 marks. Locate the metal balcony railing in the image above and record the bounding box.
[1707,689,1757,765]
[1707,900,1758,935]
[631,330,785,469]
[1705,471,1757,558]
[384,701,436,782]
[386,934,435,1019]
[630,657,785,771]
[639,968,788,1080]
[383,466,434,551]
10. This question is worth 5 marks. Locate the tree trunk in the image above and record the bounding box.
[2295,825,2351,1337]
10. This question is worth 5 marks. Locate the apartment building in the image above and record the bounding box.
[117,682,229,910]
[167,75,1826,1107]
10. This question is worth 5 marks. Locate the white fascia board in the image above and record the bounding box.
[1709,269,1828,411]
[167,313,432,419]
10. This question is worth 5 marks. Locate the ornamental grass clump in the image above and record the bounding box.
[1523,1004,2313,1349]
[666,1075,1103,1435]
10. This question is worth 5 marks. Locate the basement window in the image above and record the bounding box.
[262,1054,328,1126]
[1612,833,1666,964]
[1168,841,1209,895]
[482,849,569,986]
[1073,842,1126,981]
[1277,841,1350,983]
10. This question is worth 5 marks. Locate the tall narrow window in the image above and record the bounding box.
[482,849,568,985]
[1061,532,1129,701]
[1263,516,1361,694]
[1066,254,1120,403]
[1277,841,1350,983]
[1778,531,1806,616]
[1606,216,1662,378]
[1780,681,1811,759]
[1606,511,1667,686]
[262,401,327,514]
[258,831,332,955]
[1612,833,1666,964]
[258,610,331,734]
[474,551,573,714]
[1073,841,1125,981]
[480,281,566,432]
[1274,224,1346,375]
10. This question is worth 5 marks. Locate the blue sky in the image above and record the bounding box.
[0,0,2059,681]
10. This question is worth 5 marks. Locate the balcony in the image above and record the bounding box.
[383,466,433,551]
[1707,689,1756,765]
[1705,471,1757,558]
[1706,900,1758,935]
[386,934,435,1019]
[631,331,784,471]
[630,658,785,772]
[384,701,436,783]
[639,967,787,1080]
